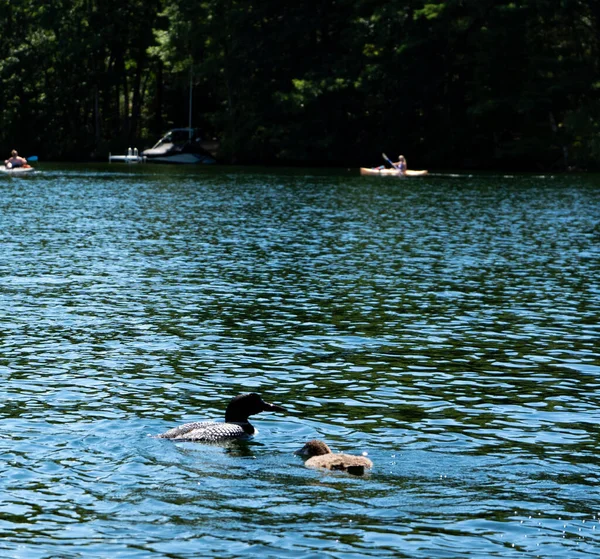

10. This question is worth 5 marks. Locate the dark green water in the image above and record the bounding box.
[1,164,599,558]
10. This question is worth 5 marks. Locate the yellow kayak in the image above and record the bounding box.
[0,164,35,174]
[360,167,428,177]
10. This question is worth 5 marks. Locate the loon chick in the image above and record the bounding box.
[157,393,286,442]
[294,439,373,476]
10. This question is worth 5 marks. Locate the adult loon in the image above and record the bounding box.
[294,440,373,476]
[157,393,286,442]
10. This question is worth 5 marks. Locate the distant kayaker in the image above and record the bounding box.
[394,155,407,175]
[5,150,27,169]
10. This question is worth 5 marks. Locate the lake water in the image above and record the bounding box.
[1,164,599,558]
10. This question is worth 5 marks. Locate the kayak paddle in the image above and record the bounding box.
[382,153,398,169]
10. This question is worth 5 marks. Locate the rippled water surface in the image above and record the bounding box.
[1,164,599,558]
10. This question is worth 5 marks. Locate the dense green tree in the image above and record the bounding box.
[1,0,600,169]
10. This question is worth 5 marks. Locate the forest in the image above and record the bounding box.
[1,0,599,170]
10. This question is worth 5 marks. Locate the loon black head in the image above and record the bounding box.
[224,393,286,423]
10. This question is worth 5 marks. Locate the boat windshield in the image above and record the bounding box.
[152,129,197,149]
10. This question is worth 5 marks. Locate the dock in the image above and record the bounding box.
[109,148,145,163]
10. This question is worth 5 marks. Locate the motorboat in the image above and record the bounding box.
[142,128,217,164]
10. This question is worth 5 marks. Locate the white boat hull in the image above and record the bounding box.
[144,152,215,164]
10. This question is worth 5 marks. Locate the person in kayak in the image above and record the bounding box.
[394,155,407,174]
[5,150,28,169]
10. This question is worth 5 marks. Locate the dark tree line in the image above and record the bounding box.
[1,0,600,170]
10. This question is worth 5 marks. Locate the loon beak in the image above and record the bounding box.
[262,401,286,413]
[293,444,308,456]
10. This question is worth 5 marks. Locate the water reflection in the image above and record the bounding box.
[0,166,599,557]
